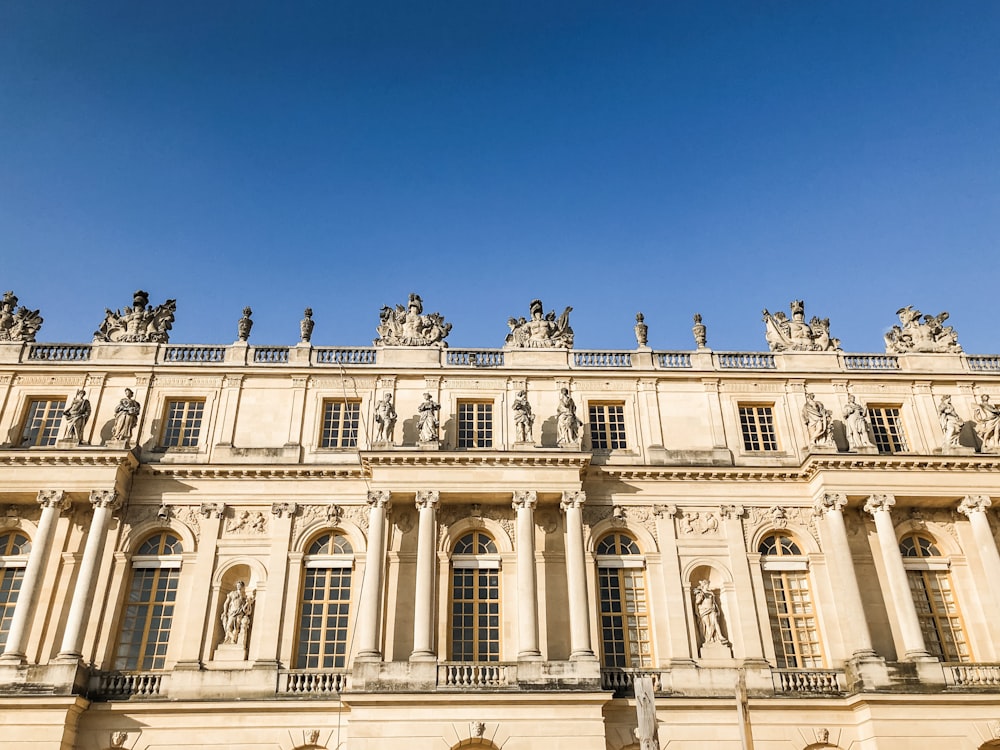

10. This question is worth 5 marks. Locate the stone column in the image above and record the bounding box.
[957,495,1000,614]
[561,491,595,659]
[58,489,121,660]
[410,490,439,661]
[513,491,541,659]
[813,493,876,658]
[864,494,932,660]
[1,490,69,663]
[356,490,391,660]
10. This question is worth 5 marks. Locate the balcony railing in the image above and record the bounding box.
[967,356,1000,372]
[600,667,670,696]
[252,346,290,364]
[657,352,692,368]
[162,345,226,363]
[842,354,900,371]
[438,662,515,689]
[717,352,776,369]
[314,347,378,365]
[944,663,1000,687]
[90,671,166,700]
[772,669,845,694]
[446,349,505,367]
[278,669,349,695]
[26,343,91,361]
[573,351,633,368]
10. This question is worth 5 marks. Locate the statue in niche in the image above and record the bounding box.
[0,291,43,342]
[802,392,834,448]
[556,387,582,445]
[62,389,91,443]
[93,289,176,344]
[111,388,141,444]
[762,300,841,352]
[220,580,254,648]
[504,299,574,349]
[374,293,451,347]
[694,579,727,645]
[512,390,534,443]
[884,305,961,354]
[842,394,874,450]
[374,393,397,443]
[937,395,964,448]
[417,393,441,443]
[973,394,1000,451]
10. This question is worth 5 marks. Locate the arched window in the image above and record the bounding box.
[114,531,182,670]
[450,530,500,662]
[900,532,969,662]
[0,531,30,649]
[758,532,823,668]
[296,531,354,669]
[596,532,652,668]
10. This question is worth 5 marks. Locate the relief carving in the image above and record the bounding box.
[225,509,268,535]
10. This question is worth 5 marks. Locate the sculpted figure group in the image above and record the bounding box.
[0,291,43,342]
[94,290,176,344]
[762,300,840,352]
[374,293,451,348]
[884,305,961,354]
[504,299,574,349]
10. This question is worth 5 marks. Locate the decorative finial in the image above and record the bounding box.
[692,313,707,349]
[634,312,648,348]
[300,308,314,343]
[237,307,253,342]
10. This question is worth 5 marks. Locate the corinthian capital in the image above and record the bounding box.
[560,491,586,512]
[89,489,121,511]
[36,489,69,512]
[863,494,896,516]
[367,490,391,510]
[512,491,537,511]
[958,495,992,517]
[813,492,847,516]
[415,490,440,510]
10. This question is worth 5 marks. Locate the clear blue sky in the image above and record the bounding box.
[2,2,998,352]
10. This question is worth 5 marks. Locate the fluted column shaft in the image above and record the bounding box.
[864,494,930,660]
[357,490,391,659]
[1,491,67,662]
[813,494,875,657]
[514,491,540,659]
[562,491,594,659]
[59,490,120,659]
[410,491,439,661]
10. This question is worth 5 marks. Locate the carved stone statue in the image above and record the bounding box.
[374,393,397,443]
[692,313,707,349]
[556,387,582,446]
[762,301,841,352]
[111,388,141,444]
[0,291,43,342]
[973,394,1000,451]
[937,395,964,448]
[512,390,534,443]
[300,308,314,343]
[374,293,451,348]
[802,392,834,448]
[843,394,873,450]
[694,579,727,645]
[93,290,176,344]
[884,306,962,354]
[237,307,253,342]
[504,299,574,349]
[220,581,254,648]
[417,393,440,443]
[634,312,648,348]
[62,389,91,443]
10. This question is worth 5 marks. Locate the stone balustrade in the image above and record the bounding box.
[772,668,845,694]
[600,667,670,695]
[278,669,349,695]
[437,662,515,689]
[944,663,1000,687]
[90,670,166,700]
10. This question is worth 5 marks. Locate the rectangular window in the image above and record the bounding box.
[589,403,627,450]
[0,568,25,649]
[20,398,66,447]
[764,571,823,668]
[868,406,908,454]
[113,567,179,670]
[908,569,970,662]
[319,400,361,448]
[160,400,205,448]
[457,401,493,448]
[739,404,778,451]
[598,567,652,668]
[296,567,352,669]
[450,568,500,661]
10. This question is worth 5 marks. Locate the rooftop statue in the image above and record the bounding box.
[504,299,573,349]
[762,300,841,352]
[884,305,962,354]
[94,290,177,344]
[0,291,43,343]
[374,293,451,348]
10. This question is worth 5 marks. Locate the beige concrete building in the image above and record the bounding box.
[1,298,1000,749]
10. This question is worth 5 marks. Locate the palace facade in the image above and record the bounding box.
[1,296,1000,750]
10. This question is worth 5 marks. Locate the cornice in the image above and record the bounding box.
[139,465,364,480]
[0,449,139,471]
[360,450,591,474]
